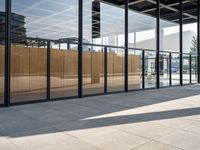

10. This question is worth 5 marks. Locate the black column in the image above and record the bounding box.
[125,0,128,92]
[169,53,172,86]
[180,0,183,86]
[47,41,51,100]
[104,47,107,93]
[142,50,145,89]
[198,0,200,83]
[189,54,192,84]
[78,0,83,98]
[156,0,160,88]
[4,0,11,106]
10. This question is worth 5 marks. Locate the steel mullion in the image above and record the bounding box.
[156,0,160,89]
[4,0,11,106]
[78,0,83,98]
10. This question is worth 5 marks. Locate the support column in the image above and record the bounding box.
[156,0,160,88]
[78,0,83,98]
[4,0,11,106]
[125,0,128,92]
[180,0,183,86]
[198,0,200,83]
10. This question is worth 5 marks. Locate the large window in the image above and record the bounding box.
[144,51,156,88]
[183,1,198,84]
[11,0,78,102]
[160,0,180,86]
[160,52,170,86]
[128,0,157,50]
[83,0,125,94]
[83,46,104,95]
[50,42,78,99]
[83,0,125,46]
[128,49,142,90]
[0,0,5,104]
[171,53,180,85]
[107,48,124,92]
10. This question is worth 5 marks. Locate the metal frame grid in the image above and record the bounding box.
[1,0,199,107]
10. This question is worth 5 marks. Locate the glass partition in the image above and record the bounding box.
[128,0,157,50]
[144,51,156,88]
[83,0,125,46]
[191,54,198,83]
[128,49,142,90]
[50,42,78,98]
[160,52,170,87]
[0,0,5,104]
[107,47,124,92]
[171,53,180,85]
[83,45,104,95]
[183,54,190,84]
[10,0,78,102]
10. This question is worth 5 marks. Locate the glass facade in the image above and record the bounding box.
[0,0,199,106]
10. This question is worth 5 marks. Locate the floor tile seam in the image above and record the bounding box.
[109,123,177,142]
[55,128,103,150]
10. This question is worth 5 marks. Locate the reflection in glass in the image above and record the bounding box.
[128,49,142,90]
[144,51,156,88]
[191,55,198,83]
[128,1,156,50]
[183,54,190,84]
[160,52,170,87]
[171,53,180,85]
[83,0,125,46]
[0,0,5,104]
[107,48,124,92]
[83,46,104,95]
[50,43,78,98]
[10,0,78,102]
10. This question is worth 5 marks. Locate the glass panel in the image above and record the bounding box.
[107,48,124,92]
[183,54,190,84]
[50,42,78,98]
[183,1,197,85]
[11,0,78,102]
[128,49,142,90]
[160,52,170,87]
[171,53,180,85]
[0,0,5,104]
[83,0,125,46]
[128,0,157,50]
[183,1,197,55]
[191,55,198,83]
[144,51,156,88]
[160,0,180,53]
[83,46,104,95]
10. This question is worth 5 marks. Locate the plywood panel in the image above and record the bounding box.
[11,46,30,93]
[51,49,64,88]
[30,47,47,90]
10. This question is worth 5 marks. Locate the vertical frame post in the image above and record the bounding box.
[180,0,183,86]
[156,0,160,88]
[104,47,107,93]
[125,0,128,92]
[78,0,83,98]
[169,53,172,86]
[189,54,192,84]
[198,0,200,83]
[4,0,11,106]
[142,50,145,89]
[47,41,51,100]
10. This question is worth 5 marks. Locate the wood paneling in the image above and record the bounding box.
[7,46,140,94]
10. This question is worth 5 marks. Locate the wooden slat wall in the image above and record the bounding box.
[0,46,141,94]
